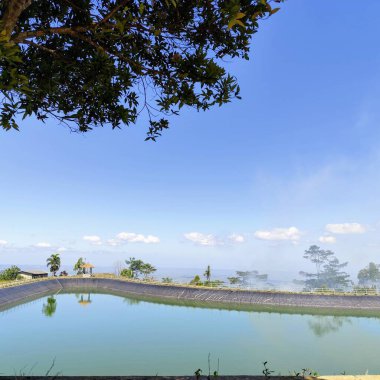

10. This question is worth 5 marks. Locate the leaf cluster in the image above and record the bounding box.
[0,0,284,139]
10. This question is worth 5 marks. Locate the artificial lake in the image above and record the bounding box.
[1,292,380,375]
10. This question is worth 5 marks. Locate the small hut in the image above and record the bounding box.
[19,270,48,279]
[80,262,95,277]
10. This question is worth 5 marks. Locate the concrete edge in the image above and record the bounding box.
[2,278,380,314]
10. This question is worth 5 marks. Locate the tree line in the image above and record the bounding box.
[1,248,380,291]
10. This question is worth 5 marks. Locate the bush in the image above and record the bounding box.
[120,268,134,278]
[162,277,173,283]
[0,265,20,281]
[189,275,202,286]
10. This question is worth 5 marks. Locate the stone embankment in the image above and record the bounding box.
[2,277,380,313]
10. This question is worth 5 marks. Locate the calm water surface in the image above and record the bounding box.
[1,292,380,375]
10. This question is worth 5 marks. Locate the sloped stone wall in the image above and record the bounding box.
[2,278,380,312]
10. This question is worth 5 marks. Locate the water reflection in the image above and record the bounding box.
[123,297,141,305]
[308,316,352,337]
[42,296,57,317]
[77,294,92,307]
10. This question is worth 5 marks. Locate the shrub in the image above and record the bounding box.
[0,265,20,281]
[190,275,202,286]
[120,268,134,278]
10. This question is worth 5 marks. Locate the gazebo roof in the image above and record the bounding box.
[78,300,92,306]
[80,263,95,269]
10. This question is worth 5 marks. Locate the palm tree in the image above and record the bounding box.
[42,296,57,317]
[46,253,61,276]
[204,265,211,282]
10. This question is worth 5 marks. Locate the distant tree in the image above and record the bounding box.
[73,257,85,275]
[125,257,156,279]
[357,262,380,285]
[190,275,202,286]
[0,0,283,139]
[227,276,242,285]
[0,265,20,281]
[320,257,351,289]
[303,245,334,284]
[235,271,254,285]
[59,270,68,277]
[235,270,268,286]
[125,257,144,278]
[140,263,156,279]
[204,265,211,282]
[46,253,61,276]
[300,246,351,289]
[162,277,173,284]
[42,296,57,317]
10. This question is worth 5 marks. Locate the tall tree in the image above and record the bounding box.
[204,265,211,282]
[320,257,351,289]
[357,262,380,285]
[300,246,351,289]
[125,257,144,278]
[302,245,334,285]
[46,253,61,276]
[140,262,156,279]
[0,0,283,139]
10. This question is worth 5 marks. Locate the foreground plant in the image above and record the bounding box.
[0,0,283,139]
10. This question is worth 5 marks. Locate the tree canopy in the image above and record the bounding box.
[0,0,283,140]
[299,245,351,290]
[357,262,380,285]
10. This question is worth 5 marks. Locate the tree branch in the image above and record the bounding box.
[11,26,90,43]
[1,0,33,38]
[97,0,131,26]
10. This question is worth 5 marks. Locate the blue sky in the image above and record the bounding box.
[1,0,380,278]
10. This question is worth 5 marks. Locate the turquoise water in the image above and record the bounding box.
[1,292,380,376]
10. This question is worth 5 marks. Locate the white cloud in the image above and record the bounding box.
[254,227,301,241]
[34,242,52,248]
[228,233,245,243]
[184,232,220,246]
[83,235,102,245]
[116,232,160,244]
[0,240,8,247]
[57,247,67,252]
[325,223,366,234]
[107,239,121,247]
[319,236,336,244]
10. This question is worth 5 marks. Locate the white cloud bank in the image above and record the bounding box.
[116,232,160,244]
[254,227,301,241]
[228,233,245,243]
[0,240,8,246]
[325,223,366,234]
[184,232,220,246]
[33,242,52,248]
[319,235,336,244]
[83,235,102,245]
